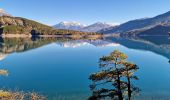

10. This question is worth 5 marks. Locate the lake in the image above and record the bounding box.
[0,36,170,100]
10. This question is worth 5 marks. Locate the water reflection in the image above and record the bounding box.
[0,37,121,60]
[104,36,170,60]
[0,36,169,99]
[0,36,170,60]
[56,40,120,48]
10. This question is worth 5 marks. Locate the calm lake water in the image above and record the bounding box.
[0,36,170,100]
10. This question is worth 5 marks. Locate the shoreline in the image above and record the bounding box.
[0,34,102,39]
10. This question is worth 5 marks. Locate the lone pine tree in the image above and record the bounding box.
[89,50,139,100]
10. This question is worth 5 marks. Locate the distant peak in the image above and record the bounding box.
[95,22,104,24]
[94,22,109,25]
[165,10,170,14]
[164,10,170,15]
[0,9,12,16]
[106,22,120,26]
[93,22,119,26]
[59,21,86,26]
[0,9,6,12]
[154,10,170,18]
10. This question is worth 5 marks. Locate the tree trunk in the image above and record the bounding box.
[115,59,123,100]
[127,76,132,100]
[117,73,123,100]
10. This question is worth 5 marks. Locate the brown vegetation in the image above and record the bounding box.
[0,90,46,100]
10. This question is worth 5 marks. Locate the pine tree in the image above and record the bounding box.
[89,50,139,100]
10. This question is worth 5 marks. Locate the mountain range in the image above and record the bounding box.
[1,8,170,36]
[0,9,98,37]
[99,11,170,36]
[53,21,86,31]
[53,11,170,36]
[53,22,116,32]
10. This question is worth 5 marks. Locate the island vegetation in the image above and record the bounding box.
[0,90,45,100]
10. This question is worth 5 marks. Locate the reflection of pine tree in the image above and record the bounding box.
[89,50,140,100]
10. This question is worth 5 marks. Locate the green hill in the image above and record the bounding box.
[0,16,97,36]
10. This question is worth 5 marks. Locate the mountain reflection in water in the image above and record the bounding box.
[0,36,169,60]
[0,36,170,99]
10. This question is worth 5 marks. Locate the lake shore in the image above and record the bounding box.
[0,34,102,39]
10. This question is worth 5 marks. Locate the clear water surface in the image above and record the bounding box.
[0,37,170,100]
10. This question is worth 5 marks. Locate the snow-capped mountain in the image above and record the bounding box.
[0,9,11,16]
[53,22,117,32]
[53,21,86,30]
[81,22,115,32]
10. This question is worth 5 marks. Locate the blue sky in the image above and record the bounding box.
[0,0,170,25]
